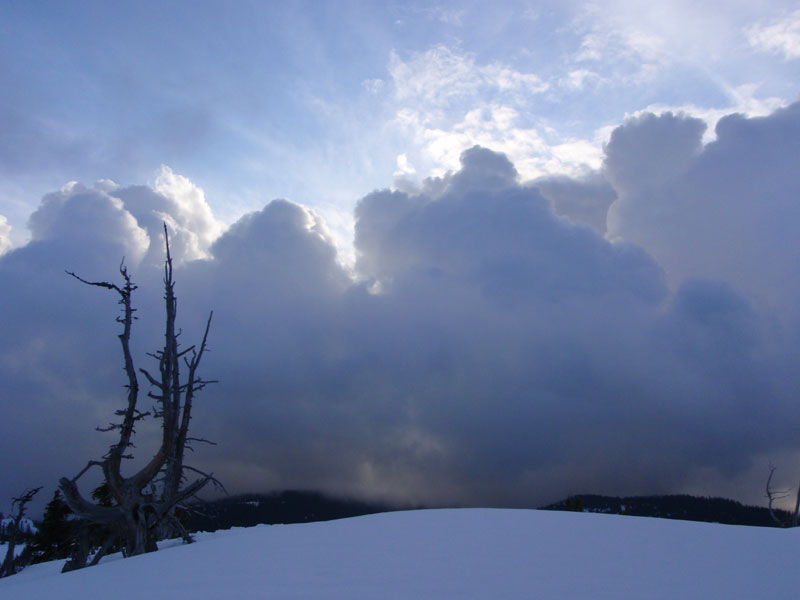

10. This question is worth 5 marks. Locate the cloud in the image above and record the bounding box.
[569,0,759,68]
[2,131,799,512]
[627,87,788,145]
[21,168,225,272]
[387,46,598,182]
[204,198,347,300]
[745,9,800,60]
[0,215,11,256]
[569,2,667,80]
[603,111,706,195]
[559,69,601,91]
[532,171,617,235]
[25,181,151,270]
[347,145,793,505]
[606,101,800,319]
[389,45,548,107]
[394,103,603,182]
[116,166,225,266]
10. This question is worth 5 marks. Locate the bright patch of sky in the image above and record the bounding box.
[0,0,798,258]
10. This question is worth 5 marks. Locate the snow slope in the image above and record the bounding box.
[0,509,797,599]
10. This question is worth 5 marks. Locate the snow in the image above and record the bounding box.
[0,517,37,535]
[0,509,797,599]
[0,543,26,560]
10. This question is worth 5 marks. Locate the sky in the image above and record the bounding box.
[1,0,800,512]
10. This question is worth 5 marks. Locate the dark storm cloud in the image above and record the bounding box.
[346,146,792,505]
[3,104,800,512]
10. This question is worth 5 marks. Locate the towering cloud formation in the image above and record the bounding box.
[605,103,800,320]
[2,103,800,511]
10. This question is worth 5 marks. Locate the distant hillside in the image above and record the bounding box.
[186,490,396,532]
[541,494,791,527]
[187,490,789,532]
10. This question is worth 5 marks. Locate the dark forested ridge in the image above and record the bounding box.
[186,490,397,532]
[541,494,791,527]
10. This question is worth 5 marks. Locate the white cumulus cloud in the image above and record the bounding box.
[0,215,11,256]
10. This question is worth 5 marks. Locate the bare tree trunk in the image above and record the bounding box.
[139,231,219,540]
[88,532,118,567]
[0,487,41,578]
[0,535,16,578]
[765,464,787,526]
[59,225,219,562]
[61,524,91,573]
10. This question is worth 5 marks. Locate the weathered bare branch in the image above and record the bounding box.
[186,437,218,446]
[71,460,104,483]
[176,346,196,359]
[65,271,124,295]
[96,423,121,432]
[182,466,227,495]
[139,368,160,388]
[59,478,123,526]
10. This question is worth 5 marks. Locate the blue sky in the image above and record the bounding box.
[2,2,800,511]
[1,1,798,254]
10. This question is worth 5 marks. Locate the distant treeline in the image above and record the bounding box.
[540,494,792,527]
[184,491,790,532]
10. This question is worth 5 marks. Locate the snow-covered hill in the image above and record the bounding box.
[0,509,796,599]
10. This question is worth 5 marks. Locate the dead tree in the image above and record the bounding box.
[59,225,219,566]
[0,486,41,578]
[765,464,800,527]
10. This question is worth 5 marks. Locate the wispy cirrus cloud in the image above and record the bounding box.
[389,45,549,106]
[745,9,800,59]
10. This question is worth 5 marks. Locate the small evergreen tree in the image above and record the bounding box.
[29,491,74,564]
[91,482,113,508]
